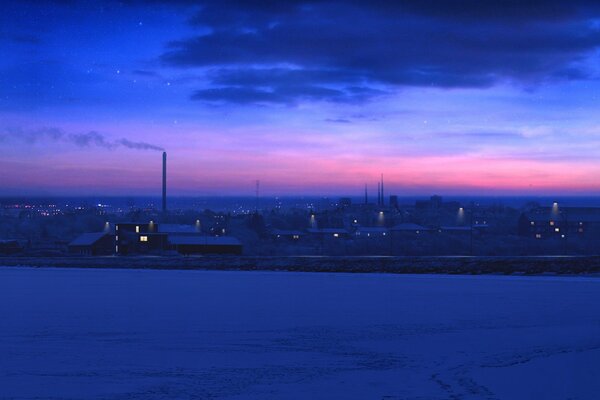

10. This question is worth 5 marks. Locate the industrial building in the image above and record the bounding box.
[270,229,304,241]
[68,232,114,256]
[0,239,23,255]
[169,236,242,255]
[115,222,242,255]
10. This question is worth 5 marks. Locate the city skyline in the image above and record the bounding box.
[3,1,600,196]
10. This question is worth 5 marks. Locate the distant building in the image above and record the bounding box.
[519,206,600,239]
[68,232,114,256]
[389,195,399,209]
[430,195,443,209]
[306,228,350,239]
[338,197,352,208]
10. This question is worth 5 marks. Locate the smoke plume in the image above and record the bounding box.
[0,127,165,151]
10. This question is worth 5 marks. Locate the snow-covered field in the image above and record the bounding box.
[1,268,599,399]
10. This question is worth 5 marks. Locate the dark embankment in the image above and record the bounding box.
[2,256,600,275]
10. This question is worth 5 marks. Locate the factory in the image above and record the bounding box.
[115,222,242,255]
[117,152,240,255]
[67,152,243,256]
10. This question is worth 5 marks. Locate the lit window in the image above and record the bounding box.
[333,233,339,237]
[554,228,560,232]
[115,236,119,241]
[115,245,119,252]
[140,236,148,242]
[293,235,299,239]
[383,232,386,236]
[536,234,542,239]
[135,225,140,233]
[579,222,583,226]
[530,221,535,226]
[579,228,584,233]
[550,221,554,226]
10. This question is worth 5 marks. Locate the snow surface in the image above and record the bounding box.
[1,267,599,399]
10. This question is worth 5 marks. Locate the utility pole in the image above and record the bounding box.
[470,201,474,256]
[162,151,167,213]
[255,180,260,212]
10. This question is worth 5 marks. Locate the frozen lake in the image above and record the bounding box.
[1,268,599,399]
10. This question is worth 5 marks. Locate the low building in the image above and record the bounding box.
[440,226,473,235]
[169,236,242,255]
[306,228,350,239]
[115,222,242,255]
[390,223,430,235]
[115,222,167,255]
[0,239,23,255]
[68,232,114,256]
[270,229,304,241]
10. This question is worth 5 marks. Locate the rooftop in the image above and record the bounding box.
[68,232,110,246]
[391,223,429,231]
[169,235,241,246]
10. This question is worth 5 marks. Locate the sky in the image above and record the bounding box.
[2,0,600,196]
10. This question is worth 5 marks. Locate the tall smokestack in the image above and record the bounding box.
[364,184,368,205]
[377,182,381,206]
[162,151,167,213]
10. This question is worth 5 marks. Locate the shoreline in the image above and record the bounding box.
[2,255,600,275]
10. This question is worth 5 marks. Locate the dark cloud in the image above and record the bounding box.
[390,0,600,22]
[324,118,352,124]
[159,0,600,105]
[437,131,526,140]
[3,33,41,45]
[131,69,160,77]
[192,82,386,104]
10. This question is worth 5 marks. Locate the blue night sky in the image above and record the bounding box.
[2,1,600,196]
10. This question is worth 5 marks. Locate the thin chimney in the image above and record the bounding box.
[162,151,167,213]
